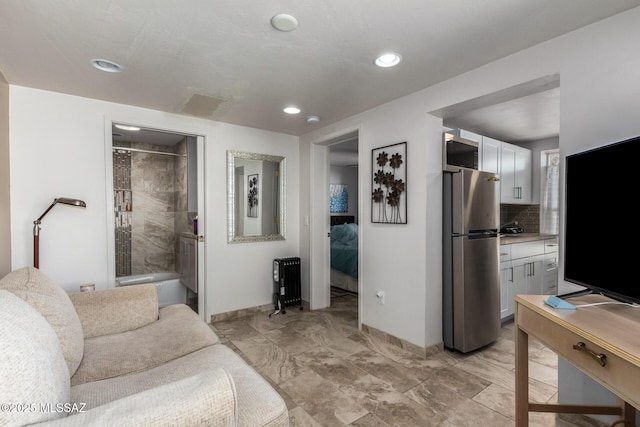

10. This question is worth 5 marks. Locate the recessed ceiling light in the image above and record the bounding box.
[114,124,141,131]
[306,115,320,124]
[374,53,402,68]
[90,59,123,73]
[271,14,298,32]
[283,106,301,114]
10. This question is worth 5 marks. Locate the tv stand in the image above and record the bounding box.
[515,294,639,426]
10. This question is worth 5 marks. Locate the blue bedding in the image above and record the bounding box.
[330,223,358,279]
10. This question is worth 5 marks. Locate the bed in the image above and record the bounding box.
[330,216,358,293]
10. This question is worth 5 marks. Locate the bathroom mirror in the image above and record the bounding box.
[227,150,286,243]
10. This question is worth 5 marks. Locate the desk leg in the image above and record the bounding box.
[619,399,636,426]
[515,323,529,426]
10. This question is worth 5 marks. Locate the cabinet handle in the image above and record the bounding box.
[573,342,607,367]
[509,267,513,282]
[527,262,535,276]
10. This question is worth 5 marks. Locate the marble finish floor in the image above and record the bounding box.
[210,294,600,427]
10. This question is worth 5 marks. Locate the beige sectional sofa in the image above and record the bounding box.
[0,267,288,426]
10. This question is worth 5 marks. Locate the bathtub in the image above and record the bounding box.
[116,272,186,307]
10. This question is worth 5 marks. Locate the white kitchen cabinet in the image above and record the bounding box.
[512,256,544,295]
[445,128,533,203]
[480,136,501,174]
[444,128,482,142]
[458,129,482,143]
[500,261,514,318]
[500,239,557,319]
[543,253,558,295]
[500,142,532,204]
[543,237,559,295]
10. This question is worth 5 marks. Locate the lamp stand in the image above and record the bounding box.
[32,197,86,269]
[33,220,41,268]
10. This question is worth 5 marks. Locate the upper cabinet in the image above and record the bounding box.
[499,142,532,204]
[448,129,533,205]
[480,136,501,175]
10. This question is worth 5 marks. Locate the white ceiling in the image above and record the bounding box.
[2,1,639,138]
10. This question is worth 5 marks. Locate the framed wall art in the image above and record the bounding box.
[371,141,407,224]
[330,184,349,213]
[247,174,259,217]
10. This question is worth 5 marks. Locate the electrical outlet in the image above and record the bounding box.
[376,291,385,305]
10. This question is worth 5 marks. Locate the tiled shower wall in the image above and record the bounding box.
[113,149,132,276]
[113,139,192,276]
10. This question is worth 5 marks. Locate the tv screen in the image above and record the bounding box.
[564,135,640,304]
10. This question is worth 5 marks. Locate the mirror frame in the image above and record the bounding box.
[227,150,286,243]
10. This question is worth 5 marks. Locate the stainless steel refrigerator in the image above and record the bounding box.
[443,168,500,353]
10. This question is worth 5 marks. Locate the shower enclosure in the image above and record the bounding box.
[112,131,198,309]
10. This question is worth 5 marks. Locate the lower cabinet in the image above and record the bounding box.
[543,253,559,295]
[500,262,513,318]
[513,257,543,295]
[500,238,557,320]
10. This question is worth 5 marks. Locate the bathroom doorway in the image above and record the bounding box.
[108,123,203,313]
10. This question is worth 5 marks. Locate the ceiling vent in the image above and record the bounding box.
[180,93,226,118]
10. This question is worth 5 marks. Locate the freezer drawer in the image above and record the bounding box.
[450,235,501,352]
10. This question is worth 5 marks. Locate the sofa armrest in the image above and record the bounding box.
[69,284,159,338]
[40,368,238,426]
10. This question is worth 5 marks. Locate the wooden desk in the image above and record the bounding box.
[515,294,640,426]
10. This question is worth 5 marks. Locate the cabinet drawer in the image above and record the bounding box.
[544,238,559,253]
[544,254,558,274]
[542,281,557,295]
[517,304,640,408]
[500,244,511,262]
[511,240,545,260]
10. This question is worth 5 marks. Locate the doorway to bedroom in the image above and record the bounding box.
[329,133,359,307]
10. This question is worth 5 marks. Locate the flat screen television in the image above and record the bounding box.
[564,135,640,304]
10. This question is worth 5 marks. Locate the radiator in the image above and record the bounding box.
[273,257,302,310]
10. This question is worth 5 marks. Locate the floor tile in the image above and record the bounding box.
[212,294,591,426]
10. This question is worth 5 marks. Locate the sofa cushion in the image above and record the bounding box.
[0,267,84,377]
[47,369,238,427]
[71,304,219,386]
[71,344,288,427]
[70,283,159,338]
[0,290,70,426]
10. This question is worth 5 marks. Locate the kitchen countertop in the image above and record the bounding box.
[499,233,557,245]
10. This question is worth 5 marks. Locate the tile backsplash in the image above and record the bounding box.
[500,204,540,233]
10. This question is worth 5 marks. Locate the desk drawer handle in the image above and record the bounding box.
[573,342,607,367]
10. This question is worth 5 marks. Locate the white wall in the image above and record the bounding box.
[0,72,10,278]
[300,5,640,358]
[329,166,358,220]
[8,86,299,320]
[512,136,559,205]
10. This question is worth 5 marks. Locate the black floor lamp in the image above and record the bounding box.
[33,197,87,268]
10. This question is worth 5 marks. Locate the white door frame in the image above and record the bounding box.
[309,142,330,309]
[104,120,207,321]
[309,127,362,319]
